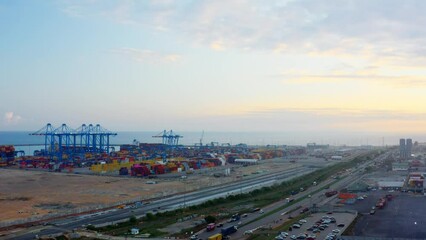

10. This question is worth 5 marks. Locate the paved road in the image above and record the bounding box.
[199,150,387,240]
[3,166,313,240]
[5,150,387,240]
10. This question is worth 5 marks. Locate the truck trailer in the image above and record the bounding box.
[221,225,238,236]
[208,233,222,240]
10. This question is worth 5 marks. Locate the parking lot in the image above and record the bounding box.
[275,212,357,240]
[341,190,426,238]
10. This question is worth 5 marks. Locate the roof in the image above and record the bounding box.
[378,181,404,187]
[392,162,409,167]
[347,181,370,191]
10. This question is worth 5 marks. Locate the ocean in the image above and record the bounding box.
[0,130,419,151]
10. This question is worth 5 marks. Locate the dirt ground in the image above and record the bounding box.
[0,158,300,223]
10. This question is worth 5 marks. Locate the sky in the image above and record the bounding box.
[1,0,426,138]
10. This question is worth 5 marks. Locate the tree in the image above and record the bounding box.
[129,215,137,224]
[204,215,216,224]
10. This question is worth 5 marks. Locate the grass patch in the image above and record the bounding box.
[94,150,382,237]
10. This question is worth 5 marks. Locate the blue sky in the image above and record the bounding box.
[2,0,426,135]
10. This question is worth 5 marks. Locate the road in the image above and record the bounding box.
[199,150,387,240]
[5,150,388,240]
[3,166,314,240]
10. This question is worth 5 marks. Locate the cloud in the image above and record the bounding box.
[210,40,225,51]
[57,1,426,63]
[273,63,426,87]
[235,107,426,132]
[110,48,181,63]
[172,106,426,134]
[4,112,22,125]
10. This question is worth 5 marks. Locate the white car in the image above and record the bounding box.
[280,232,289,237]
[332,229,340,233]
[292,224,301,228]
[299,219,307,223]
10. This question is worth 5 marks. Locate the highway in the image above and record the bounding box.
[198,151,388,240]
[4,166,315,240]
[6,150,390,240]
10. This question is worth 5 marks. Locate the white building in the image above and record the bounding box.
[131,228,139,235]
[234,159,258,165]
[392,162,409,171]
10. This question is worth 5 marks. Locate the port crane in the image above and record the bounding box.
[30,123,117,162]
[152,130,183,147]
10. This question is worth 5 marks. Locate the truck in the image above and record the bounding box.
[221,225,238,236]
[208,233,222,240]
[376,198,386,209]
[206,223,216,231]
[231,214,240,221]
[325,191,338,197]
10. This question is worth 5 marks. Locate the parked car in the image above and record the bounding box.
[292,224,301,228]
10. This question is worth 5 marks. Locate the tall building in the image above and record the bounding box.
[400,139,406,159]
[399,138,413,160]
[406,138,413,159]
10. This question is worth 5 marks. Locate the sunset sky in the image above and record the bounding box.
[1,0,426,135]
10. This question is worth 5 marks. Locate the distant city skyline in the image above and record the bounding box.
[2,1,426,135]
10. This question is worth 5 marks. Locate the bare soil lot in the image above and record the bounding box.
[0,159,302,222]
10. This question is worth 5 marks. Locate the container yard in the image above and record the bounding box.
[0,124,353,225]
[3,124,300,177]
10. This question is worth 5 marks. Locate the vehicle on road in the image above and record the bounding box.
[252,208,261,212]
[325,191,338,197]
[208,233,222,240]
[337,224,345,227]
[207,223,216,231]
[300,207,309,214]
[221,225,238,236]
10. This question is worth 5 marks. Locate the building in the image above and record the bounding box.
[399,138,413,160]
[406,138,413,159]
[347,181,370,192]
[400,138,406,159]
[377,181,404,190]
[392,162,409,171]
[234,159,258,165]
[131,228,139,235]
